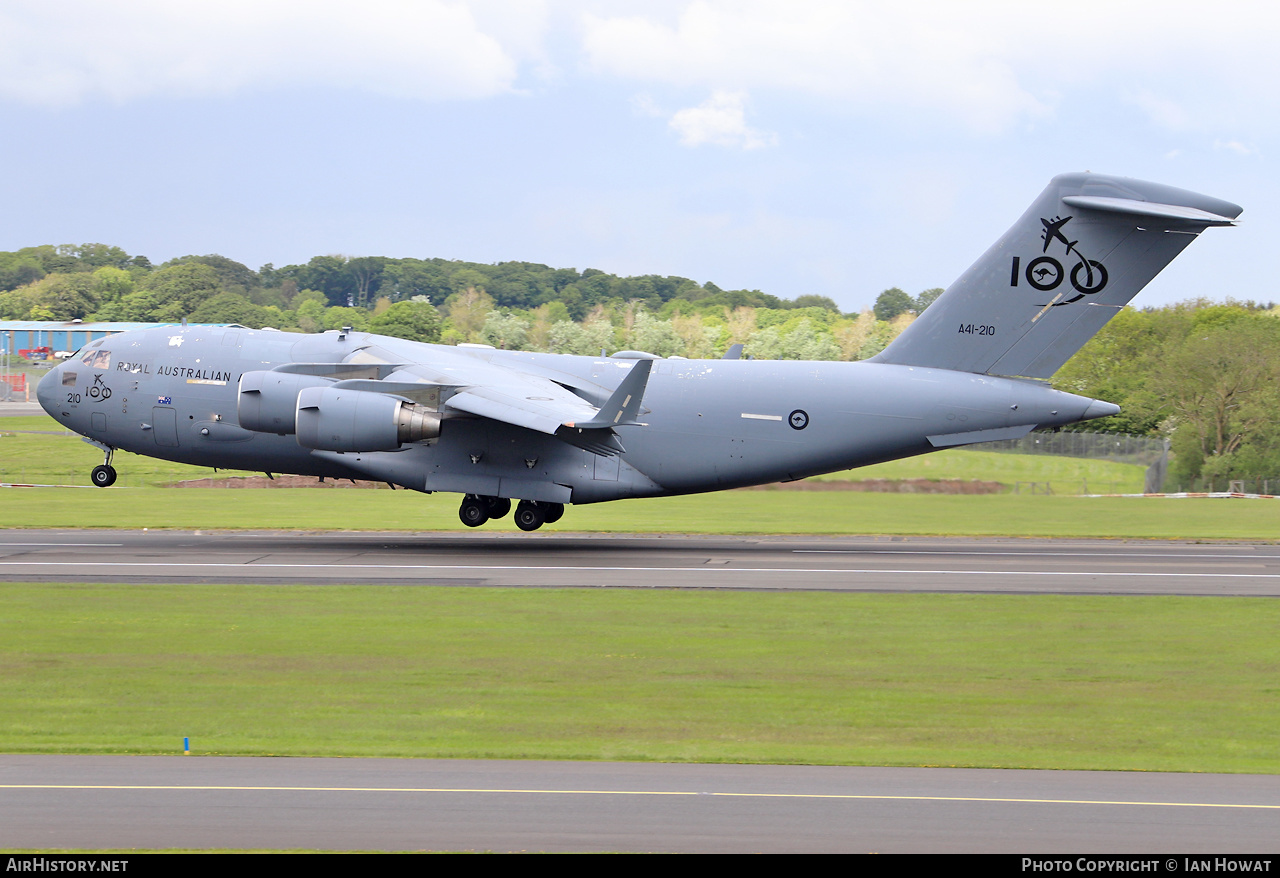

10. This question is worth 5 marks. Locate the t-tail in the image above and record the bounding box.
[871,173,1241,378]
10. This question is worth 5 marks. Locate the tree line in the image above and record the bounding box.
[0,244,934,359]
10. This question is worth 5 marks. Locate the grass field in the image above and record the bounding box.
[2,486,1277,540]
[2,583,1276,773]
[1,414,1146,493]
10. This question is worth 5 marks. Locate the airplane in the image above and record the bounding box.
[36,172,1240,531]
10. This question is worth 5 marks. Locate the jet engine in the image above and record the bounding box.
[237,371,331,435]
[294,385,441,452]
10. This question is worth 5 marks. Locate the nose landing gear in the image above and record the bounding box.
[90,448,117,488]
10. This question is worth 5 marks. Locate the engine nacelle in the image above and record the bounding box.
[295,386,441,452]
[238,371,332,435]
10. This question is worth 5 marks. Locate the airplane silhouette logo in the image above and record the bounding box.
[1041,215,1078,255]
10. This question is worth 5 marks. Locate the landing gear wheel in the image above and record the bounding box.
[91,464,117,488]
[485,497,512,520]
[514,500,545,532]
[542,502,564,524]
[459,495,489,528]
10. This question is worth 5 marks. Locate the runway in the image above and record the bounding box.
[3,755,1278,852]
[2,530,1280,594]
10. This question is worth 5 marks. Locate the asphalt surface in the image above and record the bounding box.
[3,755,1278,853]
[2,530,1279,594]
[0,400,45,416]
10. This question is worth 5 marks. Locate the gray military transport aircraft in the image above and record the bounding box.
[37,173,1240,531]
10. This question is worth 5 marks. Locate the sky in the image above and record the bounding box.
[0,0,1275,312]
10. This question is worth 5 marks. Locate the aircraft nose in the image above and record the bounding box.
[36,365,61,417]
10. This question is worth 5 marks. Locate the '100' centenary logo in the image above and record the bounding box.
[1010,215,1109,306]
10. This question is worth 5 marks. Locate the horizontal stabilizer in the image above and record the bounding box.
[1060,196,1238,226]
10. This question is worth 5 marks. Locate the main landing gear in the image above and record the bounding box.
[90,448,117,488]
[458,494,563,531]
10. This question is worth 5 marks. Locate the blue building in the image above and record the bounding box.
[0,321,246,357]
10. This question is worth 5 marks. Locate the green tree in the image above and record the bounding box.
[479,310,529,349]
[91,266,135,304]
[366,300,441,343]
[294,297,327,333]
[0,253,45,291]
[26,273,98,320]
[745,319,841,360]
[915,288,945,311]
[628,310,683,357]
[139,263,223,321]
[321,306,368,332]
[189,292,270,327]
[444,287,495,342]
[791,294,840,311]
[345,256,386,308]
[873,287,914,322]
[1151,317,1280,479]
[167,254,259,294]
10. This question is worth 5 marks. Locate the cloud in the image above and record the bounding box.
[0,0,541,106]
[1214,140,1258,156]
[1126,90,1191,131]
[630,93,666,118]
[581,2,1047,134]
[668,90,776,148]
[580,1,1280,135]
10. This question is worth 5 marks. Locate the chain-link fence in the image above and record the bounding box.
[0,374,25,402]
[966,430,1280,494]
[963,429,1172,492]
[969,430,1168,465]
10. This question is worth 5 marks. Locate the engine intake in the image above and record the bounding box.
[238,371,332,435]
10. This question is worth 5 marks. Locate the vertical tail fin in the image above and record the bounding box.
[871,173,1241,378]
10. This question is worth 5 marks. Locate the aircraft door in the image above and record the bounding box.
[151,406,180,447]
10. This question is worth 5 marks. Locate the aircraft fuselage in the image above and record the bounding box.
[38,324,1110,504]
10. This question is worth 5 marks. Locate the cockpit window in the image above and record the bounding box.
[81,350,110,369]
[61,371,77,387]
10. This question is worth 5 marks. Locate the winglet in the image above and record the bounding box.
[566,358,652,429]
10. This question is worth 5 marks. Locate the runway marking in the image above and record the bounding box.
[0,543,124,547]
[3,783,1277,810]
[2,561,1280,579]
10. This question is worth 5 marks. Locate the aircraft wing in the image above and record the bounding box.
[444,383,600,435]
[328,353,652,444]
